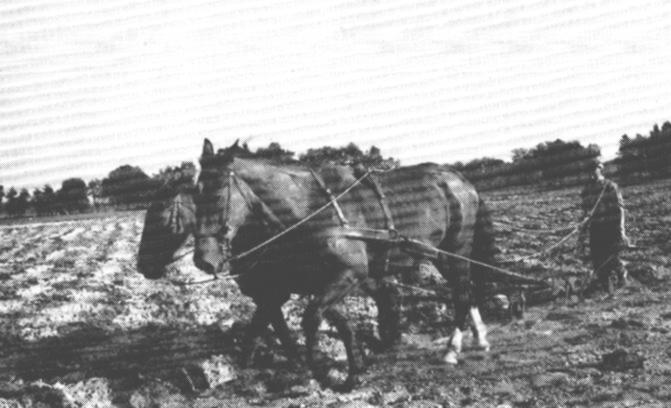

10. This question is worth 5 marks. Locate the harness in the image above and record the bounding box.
[364,172,395,231]
[309,169,349,227]
[310,167,398,276]
[184,167,548,288]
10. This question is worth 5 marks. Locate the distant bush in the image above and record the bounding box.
[448,139,601,190]
[5,187,30,217]
[58,178,90,213]
[102,165,160,208]
[616,122,671,181]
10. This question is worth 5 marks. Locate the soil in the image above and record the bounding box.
[0,179,670,407]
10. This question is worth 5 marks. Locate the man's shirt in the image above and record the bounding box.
[580,178,625,226]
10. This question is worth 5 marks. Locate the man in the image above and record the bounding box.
[578,161,631,295]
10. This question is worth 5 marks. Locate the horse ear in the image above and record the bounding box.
[202,139,214,157]
[231,139,240,149]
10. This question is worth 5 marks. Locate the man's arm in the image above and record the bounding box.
[612,182,630,247]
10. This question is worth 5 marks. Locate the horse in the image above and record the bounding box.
[187,139,497,388]
[137,187,196,279]
[136,174,402,378]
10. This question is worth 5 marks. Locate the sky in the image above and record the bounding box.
[1,0,670,190]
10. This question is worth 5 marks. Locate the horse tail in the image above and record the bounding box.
[470,197,498,302]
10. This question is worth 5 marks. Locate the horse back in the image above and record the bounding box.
[383,164,478,246]
[325,163,478,248]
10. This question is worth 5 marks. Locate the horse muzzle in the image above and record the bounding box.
[194,237,225,275]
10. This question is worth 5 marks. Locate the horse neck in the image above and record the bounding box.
[228,171,286,233]
[229,158,317,222]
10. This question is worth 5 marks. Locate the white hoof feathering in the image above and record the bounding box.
[443,350,459,365]
[472,338,491,352]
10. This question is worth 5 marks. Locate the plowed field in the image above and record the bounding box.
[1,179,670,407]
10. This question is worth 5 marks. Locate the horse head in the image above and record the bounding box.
[193,139,258,275]
[137,189,196,279]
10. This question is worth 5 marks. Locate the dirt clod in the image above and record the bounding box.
[599,349,645,372]
[530,372,570,388]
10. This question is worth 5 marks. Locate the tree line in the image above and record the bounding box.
[448,121,671,190]
[0,143,395,218]
[615,121,671,181]
[0,162,197,218]
[1,121,669,218]
[449,139,602,190]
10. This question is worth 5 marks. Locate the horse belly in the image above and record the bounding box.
[235,236,368,297]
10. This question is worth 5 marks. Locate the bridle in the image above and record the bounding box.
[193,170,259,257]
[168,193,196,235]
[174,166,376,284]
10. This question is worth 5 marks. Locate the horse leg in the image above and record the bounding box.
[301,270,363,389]
[437,258,474,365]
[267,304,302,364]
[323,305,364,389]
[301,300,323,371]
[469,306,490,351]
[240,302,273,367]
[362,277,400,350]
[468,268,490,352]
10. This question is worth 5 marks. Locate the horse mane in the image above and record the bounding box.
[201,144,315,176]
[152,181,196,202]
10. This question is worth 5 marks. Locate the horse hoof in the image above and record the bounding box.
[472,339,491,352]
[443,351,459,365]
[320,368,360,392]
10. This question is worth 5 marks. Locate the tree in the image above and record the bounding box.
[511,148,531,163]
[42,185,58,215]
[31,188,45,216]
[253,142,295,163]
[616,122,671,180]
[0,185,4,212]
[4,187,17,217]
[57,178,90,213]
[647,122,671,176]
[17,189,30,216]
[299,142,399,169]
[154,162,197,191]
[102,165,159,206]
[516,139,600,186]
[462,157,506,172]
[151,161,197,201]
[88,179,103,209]
[6,187,30,217]
[360,145,400,170]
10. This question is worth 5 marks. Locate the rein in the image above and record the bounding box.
[213,169,375,267]
[170,169,375,285]
[171,169,606,288]
[167,169,378,285]
[516,182,609,261]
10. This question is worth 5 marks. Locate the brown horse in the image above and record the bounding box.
[190,139,497,388]
[137,188,196,279]
[137,176,401,376]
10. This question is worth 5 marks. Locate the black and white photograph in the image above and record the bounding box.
[1,1,670,407]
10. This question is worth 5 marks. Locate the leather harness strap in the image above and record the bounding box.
[310,167,397,234]
[363,172,395,231]
[352,166,397,277]
[310,169,349,227]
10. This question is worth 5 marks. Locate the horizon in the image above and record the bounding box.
[2,0,670,191]
[0,132,646,192]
